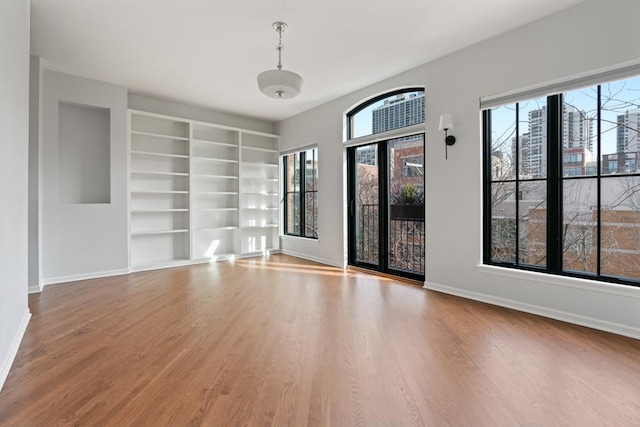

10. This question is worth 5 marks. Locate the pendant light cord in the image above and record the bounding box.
[276,24,284,70]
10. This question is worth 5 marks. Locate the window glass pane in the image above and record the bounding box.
[491,182,516,262]
[490,105,516,181]
[562,87,597,177]
[563,178,597,274]
[349,91,424,139]
[518,180,546,267]
[388,135,425,276]
[305,193,316,238]
[305,148,317,191]
[292,153,301,191]
[355,144,379,265]
[285,154,295,192]
[601,176,640,281]
[286,192,298,234]
[518,97,548,179]
[601,76,640,175]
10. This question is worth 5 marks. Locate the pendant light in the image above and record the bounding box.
[257,22,303,99]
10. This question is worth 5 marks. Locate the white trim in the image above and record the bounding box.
[281,249,344,268]
[0,310,31,392]
[280,234,320,244]
[28,282,44,294]
[424,281,640,340]
[43,268,130,286]
[344,123,425,149]
[480,58,640,109]
[478,264,640,299]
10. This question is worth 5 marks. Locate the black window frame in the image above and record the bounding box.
[483,83,640,289]
[283,148,318,239]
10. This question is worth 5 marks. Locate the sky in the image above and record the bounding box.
[491,76,640,159]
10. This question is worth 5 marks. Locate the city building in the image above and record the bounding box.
[521,105,593,177]
[616,108,640,153]
[372,92,425,134]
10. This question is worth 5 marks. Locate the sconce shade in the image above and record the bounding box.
[439,114,454,131]
[257,69,303,99]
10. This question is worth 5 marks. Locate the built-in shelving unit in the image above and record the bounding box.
[129,110,280,271]
[239,133,280,254]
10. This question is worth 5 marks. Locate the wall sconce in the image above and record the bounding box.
[439,114,456,159]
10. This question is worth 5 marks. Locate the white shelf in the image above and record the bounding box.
[193,156,238,163]
[242,177,278,181]
[242,161,278,168]
[131,190,189,194]
[242,207,278,211]
[242,146,278,153]
[131,130,189,141]
[131,209,189,213]
[195,174,238,179]
[131,150,189,159]
[192,138,238,148]
[195,208,238,211]
[195,226,239,231]
[242,224,279,228]
[200,191,239,195]
[131,170,189,177]
[243,192,278,196]
[132,229,189,236]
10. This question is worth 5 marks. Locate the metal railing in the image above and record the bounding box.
[356,204,425,275]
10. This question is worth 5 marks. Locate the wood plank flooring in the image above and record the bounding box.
[0,254,639,426]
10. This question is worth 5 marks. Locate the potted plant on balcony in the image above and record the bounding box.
[390,184,424,219]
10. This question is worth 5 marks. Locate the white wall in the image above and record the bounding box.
[28,55,42,292]
[277,0,640,338]
[41,70,129,283]
[0,0,31,390]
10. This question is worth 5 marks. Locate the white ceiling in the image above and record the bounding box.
[31,0,585,122]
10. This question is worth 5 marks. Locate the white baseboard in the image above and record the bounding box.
[43,268,130,287]
[28,282,43,294]
[424,281,640,340]
[0,309,31,392]
[132,251,283,273]
[280,249,344,269]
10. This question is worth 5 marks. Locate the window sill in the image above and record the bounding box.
[280,235,320,244]
[478,264,640,299]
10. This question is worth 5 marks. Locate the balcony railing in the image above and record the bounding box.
[357,204,425,275]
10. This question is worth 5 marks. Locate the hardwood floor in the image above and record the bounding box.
[0,254,639,426]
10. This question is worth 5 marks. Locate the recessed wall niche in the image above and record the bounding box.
[58,101,111,204]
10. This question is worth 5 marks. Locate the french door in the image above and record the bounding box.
[347,134,425,280]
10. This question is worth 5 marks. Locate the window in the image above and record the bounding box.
[483,75,640,287]
[283,148,318,238]
[347,89,425,140]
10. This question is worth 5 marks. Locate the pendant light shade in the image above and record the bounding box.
[257,22,303,99]
[257,69,303,99]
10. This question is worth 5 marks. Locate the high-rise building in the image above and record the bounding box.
[511,132,531,177]
[522,105,592,177]
[563,105,593,151]
[372,92,425,134]
[527,107,547,178]
[616,108,640,153]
